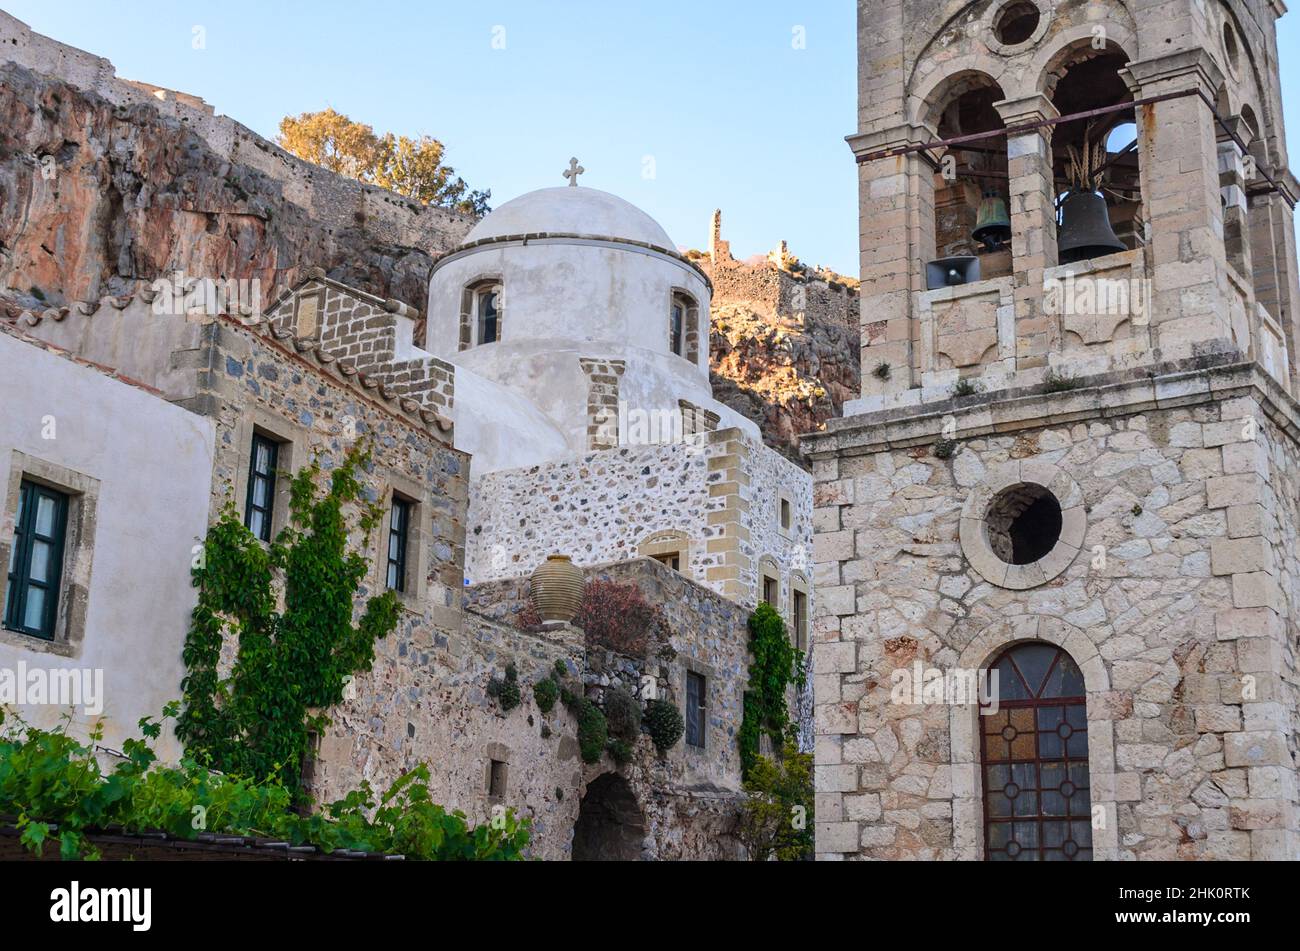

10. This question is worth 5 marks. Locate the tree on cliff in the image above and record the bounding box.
[277,108,491,216]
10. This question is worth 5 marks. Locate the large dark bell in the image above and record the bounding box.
[971,194,1011,249]
[1057,190,1127,264]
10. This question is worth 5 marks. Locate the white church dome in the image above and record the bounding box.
[463,186,676,249]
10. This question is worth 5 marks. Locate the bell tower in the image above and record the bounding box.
[805,0,1300,862]
[847,0,1299,398]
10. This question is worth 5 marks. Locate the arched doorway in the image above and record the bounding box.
[571,773,645,861]
[981,643,1092,861]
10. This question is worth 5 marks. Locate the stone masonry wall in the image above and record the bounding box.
[314,556,754,860]
[195,318,465,613]
[808,366,1300,861]
[310,606,588,860]
[466,430,813,619]
[466,437,716,584]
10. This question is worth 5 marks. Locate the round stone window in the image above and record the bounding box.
[960,461,1085,590]
[985,483,1062,565]
[994,2,1042,47]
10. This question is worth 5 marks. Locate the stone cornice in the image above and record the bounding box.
[1121,47,1226,97]
[845,121,939,158]
[993,93,1060,127]
[801,356,1300,458]
[430,232,713,292]
[1274,167,1300,204]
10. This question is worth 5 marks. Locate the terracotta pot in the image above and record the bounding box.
[530,554,584,622]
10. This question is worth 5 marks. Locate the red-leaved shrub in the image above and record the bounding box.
[515,601,543,632]
[574,580,661,656]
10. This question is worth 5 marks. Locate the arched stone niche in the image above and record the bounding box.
[949,616,1118,861]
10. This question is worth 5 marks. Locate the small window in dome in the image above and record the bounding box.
[474,284,501,345]
[670,291,696,360]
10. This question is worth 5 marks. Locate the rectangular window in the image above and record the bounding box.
[478,289,499,344]
[793,589,808,651]
[652,551,680,572]
[244,434,280,542]
[386,496,411,592]
[685,671,706,748]
[780,497,792,531]
[300,731,320,790]
[670,303,684,356]
[762,575,778,606]
[4,480,69,641]
[488,759,508,800]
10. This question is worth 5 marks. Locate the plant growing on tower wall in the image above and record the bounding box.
[533,672,559,713]
[603,686,642,740]
[738,602,801,781]
[177,441,401,797]
[572,698,608,765]
[737,739,814,862]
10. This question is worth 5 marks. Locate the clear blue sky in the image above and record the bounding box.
[6,1,1300,276]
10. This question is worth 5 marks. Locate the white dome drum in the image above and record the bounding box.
[423,174,756,473]
[427,184,711,362]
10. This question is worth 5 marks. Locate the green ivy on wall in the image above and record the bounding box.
[737,738,814,862]
[177,441,400,796]
[738,602,803,781]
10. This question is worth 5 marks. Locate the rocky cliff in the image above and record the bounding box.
[709,298,859,463]
[0,10,472,325]
[695,216,861,464]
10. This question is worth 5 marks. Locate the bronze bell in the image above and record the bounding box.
[971,193,1011,250]
[1057,190,1126,264]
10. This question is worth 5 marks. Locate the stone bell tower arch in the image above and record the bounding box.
[806,0,1300,862]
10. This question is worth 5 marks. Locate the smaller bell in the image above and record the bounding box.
[971,193,1011,250]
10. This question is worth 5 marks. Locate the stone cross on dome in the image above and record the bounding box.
[563,157,585,187]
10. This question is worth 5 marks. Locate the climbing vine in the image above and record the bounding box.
[737,738,814,862]
[0,706,529,861]
[177,441,400,796]
[738,602,803,781]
